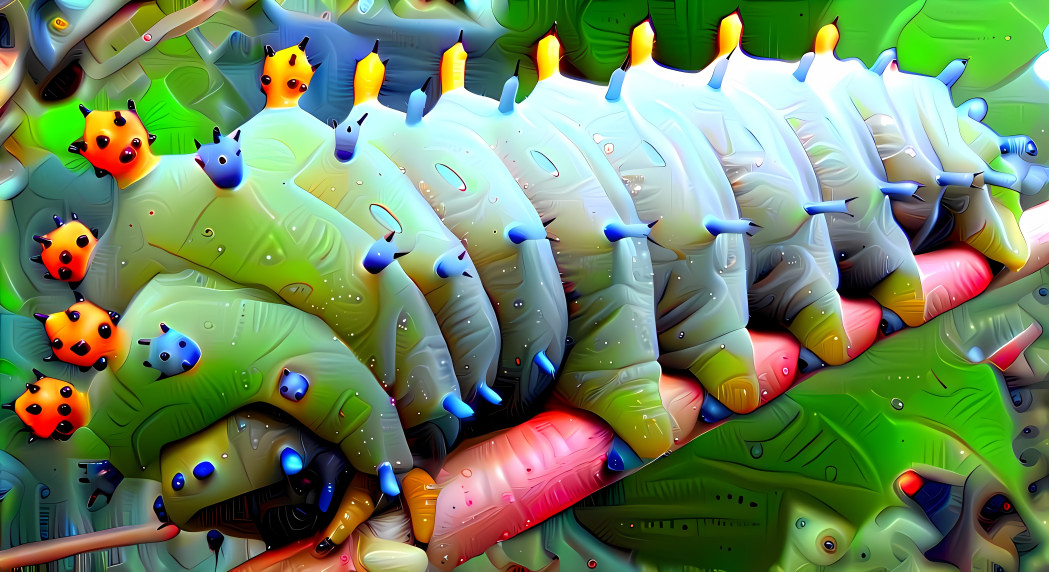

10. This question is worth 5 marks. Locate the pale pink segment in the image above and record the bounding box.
[428,411,615,569]
[990,200,1049,288]
[839,296,882,359]
[916,244,993,320]
[750,330,800,404]
[985,322,1044,371]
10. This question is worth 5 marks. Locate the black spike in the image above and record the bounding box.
[372,40,379,54]
[357,112,369,126]
[32,368,46,380]
[34,313,49,324]
[71,212,79,221]
[212,126,221,144]
[33,235,52,247]
[94,168,108,178]
[138,338,151,345]
[78,365,90,373]
[68,280,82,290]
[30,255,42,264]
[79,104,91,117]
[232,130,240,142]
[312,62,321,72]
[27,435,37,444]
[90,228,99,238]
[73,290,85,303]
[194,139,201,150]
[457,30,464,44]
[421,77,431,92]
[53,215,64,228]
[329,119,338,129]
[265,44,275,57]
[113,111,126,126]
[298,36,310,51]
[289,53,297,66]
[147,133,156,145]
[108,311,120,323]
[43,354,57,362]
[127,99,136,111]
[514,60,521,77]
[68,143,83,154]
[1,402,13,410]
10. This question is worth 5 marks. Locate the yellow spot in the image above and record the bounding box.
[815,22,839,55]
[354,51,385,105]
[51,17,68,31]
[718,12,743,58]
[630,20,654,66]
[441,41,467,94]
[536,34,561,81]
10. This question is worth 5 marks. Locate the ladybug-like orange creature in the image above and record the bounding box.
[34,291,125,372]
[30,212,98,288]
[68,99,159,189]
[1,369,90,443]
[261,36,320,108]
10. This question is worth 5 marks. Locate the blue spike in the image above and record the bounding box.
[406,89,427,126]
[699,393,733,424]
[442,393,475,418]
[377,462,400,496]
[606,436,644,471]
[793,52,815,82]
[803,199,852,215]
[982,170,1017,189]
[870,48,897,75]
[703,215,758,237]
[935,171,974,188]
[193,461,215,480]
[280,447,304,475]
[533,350,556,376]
[606,68,625,101]
[506,223,545,244]
[879,181,921,199]
[363,233,399,274]
[708,58,728,90]
[319,482,335,512]
[434,250,469,278]
[603,221,652,242]
[880,307,905,336]
[959,98,987,122]
[936,59,967,89]
[499,76,519,114]
[477,383,502,405]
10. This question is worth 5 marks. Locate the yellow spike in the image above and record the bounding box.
[440,41,467,94]
[536,34,561,81]
[630,20,654,66]
[814,22,839,55]
[353,51,385,104]
[718,12,743,58]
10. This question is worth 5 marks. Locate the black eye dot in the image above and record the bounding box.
[26,404,41,415]
[132,138,141,148]
[52,338,63,349]
[160,352,170,361]
[76,235,89,247]
[261,75,271,85]
[60,386,72,398]
[96,135,110,149]
[58,404,71,415]
[218,156,227,165]
[98,324,111,339]
[58,267,72,280]
[178,340,187,348]
[281,386,288,393]
[287,78,298,89]
[299,83,307,92]
[68,310,80,322]
[59,251,72,264]
[823,540,835,551]
[55,420,73,433]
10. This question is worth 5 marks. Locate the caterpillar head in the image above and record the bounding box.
[3,369,90,442]
[138,322,202,380]
[261,37,319,109]
[194,127,243,189]
[69,100,159,189]
[31,213,98,288]
[34,291,123,371]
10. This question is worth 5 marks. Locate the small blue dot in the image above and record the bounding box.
[1039,287,1048,297]
[172,473,185,491]
[193,461,215,480]
[40,486,50,498]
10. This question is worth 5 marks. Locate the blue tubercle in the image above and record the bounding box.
[138,322,202,380]
[607,436,644,471]
[533,350,556,376]
[476,383,502,405]
[280,447,304,475]
[443,393,475,419]
[377,462,400,497]
[699,393,733,424]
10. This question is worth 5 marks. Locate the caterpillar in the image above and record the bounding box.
[2,4,1046,571]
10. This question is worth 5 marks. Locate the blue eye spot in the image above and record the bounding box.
[172,473,185,491]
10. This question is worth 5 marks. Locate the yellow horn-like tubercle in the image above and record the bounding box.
[441,41,467,94]
[354,51,385,104]
[718,12,743,58]
[630,20,654,66]
[536,34,561,81]
[815,22,840,55]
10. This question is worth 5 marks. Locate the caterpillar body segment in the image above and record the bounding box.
[428,49,671,457]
